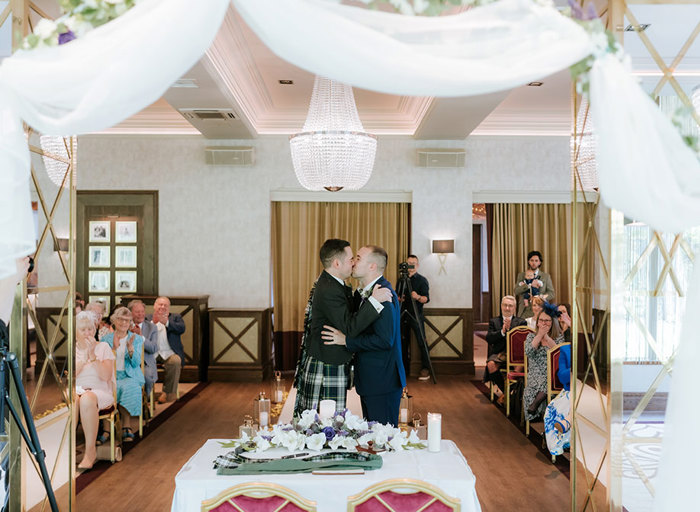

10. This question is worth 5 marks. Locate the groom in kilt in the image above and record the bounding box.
[293,239,391,417]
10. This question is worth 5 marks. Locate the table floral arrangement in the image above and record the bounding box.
[221,409,426,454]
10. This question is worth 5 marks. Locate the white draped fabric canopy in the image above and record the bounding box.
[0,0,698,509]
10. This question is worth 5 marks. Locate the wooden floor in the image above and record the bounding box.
[76,376,571,511]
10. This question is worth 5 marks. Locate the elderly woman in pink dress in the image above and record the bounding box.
[75,311,115,470]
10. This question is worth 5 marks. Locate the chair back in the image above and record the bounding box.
[547,343,570,402]
[348,478,460,511]
[506,326,533,367]
[201,482,316,512]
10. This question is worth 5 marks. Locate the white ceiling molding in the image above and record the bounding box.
[270,189,412,203]
[472,108,571,136]
[473,190,598,203]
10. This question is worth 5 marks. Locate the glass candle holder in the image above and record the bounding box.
[239,415,256,439]
[272,371,284,404]
[319,399,336,420]
[254,392,271,428]
[399,388,413,427]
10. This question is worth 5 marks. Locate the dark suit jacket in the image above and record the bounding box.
[146,313,186,367]
[346,276,406,397]
[485,315,527,356]
[308,270,380,365]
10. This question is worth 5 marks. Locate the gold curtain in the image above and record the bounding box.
[491,203,593,323]
[271,201,411,334]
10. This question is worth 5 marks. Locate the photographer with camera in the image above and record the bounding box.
[397,255,431,381]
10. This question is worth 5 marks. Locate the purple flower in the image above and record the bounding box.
[322,426,335,441]
[305,429,314,436]
[568,0,598,21]
[338,430,348,437]
[368,421,378,428]
[58,30,76,45]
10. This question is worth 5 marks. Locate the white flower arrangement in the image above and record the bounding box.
[221,409,426,453]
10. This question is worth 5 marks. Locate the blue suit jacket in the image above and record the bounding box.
[346,276,406,397]
[146,313,186,367]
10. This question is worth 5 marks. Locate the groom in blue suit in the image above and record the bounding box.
[323,245,406,425]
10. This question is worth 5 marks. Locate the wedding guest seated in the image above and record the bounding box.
[485,295,527,404]
[148,296,185,404]
[102,307,145,442]
[525,296,545,330]
[75,311,115,470]
[545,341,572,457]
[558,303,572,343]
[85,300,111,340]
[523,304,564,421]
[128,299,158,395]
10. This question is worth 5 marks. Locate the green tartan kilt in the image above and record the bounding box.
[293,355,348,417]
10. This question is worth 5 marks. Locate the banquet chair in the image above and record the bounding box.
[200,482,317,512]
[347,478,461,512]
[139,343,145,436]
[97,358,120,463]
[505,326,534,417]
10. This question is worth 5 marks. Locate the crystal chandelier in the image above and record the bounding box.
[290,76,377,191]
[39,135,77,188]
[570,98,598,191]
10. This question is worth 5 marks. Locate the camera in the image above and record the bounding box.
[398,261,415,272]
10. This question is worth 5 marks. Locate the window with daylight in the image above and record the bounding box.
[620,223,700,362]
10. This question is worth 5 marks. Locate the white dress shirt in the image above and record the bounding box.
[156,321,175,360]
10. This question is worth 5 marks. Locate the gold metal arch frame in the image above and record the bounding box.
[572,1,700,510]
[4,4,77,511]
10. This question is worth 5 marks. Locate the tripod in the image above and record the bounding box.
[0,319,58,512]
[395,267,436,384]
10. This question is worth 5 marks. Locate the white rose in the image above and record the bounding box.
[388,431,408,451]
[298,410,317,429]
[34,19,57,40]
[328,435,346,451]
[344,413,367,432]
[306,433,326,451]
[357,433,374,447]
[252,435,271,452]
[341,437,358,450]
[238,431,250,444]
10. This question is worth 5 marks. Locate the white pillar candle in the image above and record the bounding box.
[319,399,336,420]
[275,390,283,403]
[259,411,269,428]
[400,408,408,424]
[427,412,441,452]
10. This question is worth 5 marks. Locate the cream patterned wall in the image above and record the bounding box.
[67,134,571,309]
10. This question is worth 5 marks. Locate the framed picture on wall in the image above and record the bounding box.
[115,221,137,243]
[115,271,137,293]
[89,295,110,314]
[115,246,137,268]
[89,246,110,268]
[89,221,110,242]
[88,271,110,293]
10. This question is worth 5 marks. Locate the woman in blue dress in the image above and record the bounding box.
[103,306,144,442]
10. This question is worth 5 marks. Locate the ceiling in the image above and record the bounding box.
[7,1,699,139]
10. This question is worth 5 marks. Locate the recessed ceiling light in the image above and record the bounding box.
[278,80,294,85]
[624,23,650,32]
[527,81,543,87]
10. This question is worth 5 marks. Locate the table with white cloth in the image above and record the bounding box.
[171,439,482,512]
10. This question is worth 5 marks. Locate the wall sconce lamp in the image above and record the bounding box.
[53,238,69,252]
[432,239,454,275]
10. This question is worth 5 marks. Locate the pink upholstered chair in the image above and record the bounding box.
[200,482,316,512]
[347,478,461,512]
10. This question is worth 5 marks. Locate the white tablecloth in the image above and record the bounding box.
[171,439,482,512]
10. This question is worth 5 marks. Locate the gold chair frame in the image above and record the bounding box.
[97,357,120,463]
[505,326,534,417]
[201,482,317,512]
[347,478,461,512]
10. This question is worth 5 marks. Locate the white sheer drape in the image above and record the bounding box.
[232,1,698,510]
[0,0,229,280]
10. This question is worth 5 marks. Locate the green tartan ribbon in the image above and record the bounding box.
[215,451,383,475]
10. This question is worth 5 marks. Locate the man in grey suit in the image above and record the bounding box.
[128,299,158,395]
[514,250,555,318]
